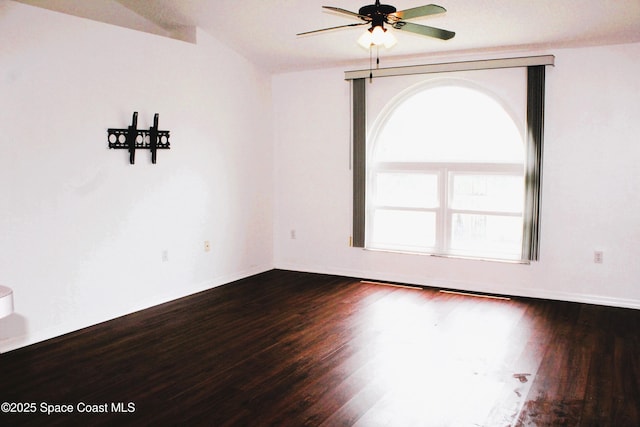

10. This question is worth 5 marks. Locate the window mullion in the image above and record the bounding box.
[438,167,449,255]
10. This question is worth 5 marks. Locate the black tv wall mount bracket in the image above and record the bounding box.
[108,112,170,164]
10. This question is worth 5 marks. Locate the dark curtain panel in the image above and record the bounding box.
[522,65,546,261]
[352,78,366,248]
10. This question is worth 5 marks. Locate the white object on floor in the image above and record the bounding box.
[0,286,14,319]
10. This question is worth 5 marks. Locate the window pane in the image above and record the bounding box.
[366,78,530,262]
[373,86,524,164]
[375,173,438,208]
[450,214,522,259]
[451,174,524,213]
[371,210,436,250]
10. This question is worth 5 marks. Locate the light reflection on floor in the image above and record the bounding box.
[347,286,529,426]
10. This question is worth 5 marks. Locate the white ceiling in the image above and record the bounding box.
[13,0,640,73]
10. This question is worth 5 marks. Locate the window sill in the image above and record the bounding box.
[361,247,531,265]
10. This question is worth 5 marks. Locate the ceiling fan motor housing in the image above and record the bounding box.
[359,3,397,27]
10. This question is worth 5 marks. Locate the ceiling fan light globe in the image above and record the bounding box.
[357,30,374,49]
[370,25,386,45]
[383,30,397,48]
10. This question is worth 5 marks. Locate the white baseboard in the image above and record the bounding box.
[274,262,640,310]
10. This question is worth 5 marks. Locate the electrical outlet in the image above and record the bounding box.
[204,240,211,252]
[162,249,169,262]
[594,251,603,264]
[290,229,296,239]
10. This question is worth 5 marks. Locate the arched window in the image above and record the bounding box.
[366,82,525,260]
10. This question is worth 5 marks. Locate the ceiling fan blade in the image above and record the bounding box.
[390,4,446,21]
[297,22,368,36]
[392,21,455,40]
[322,6,370,21]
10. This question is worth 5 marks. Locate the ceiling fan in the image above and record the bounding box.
[297,1,455,48]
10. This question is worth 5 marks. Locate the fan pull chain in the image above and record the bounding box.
[369,45,381,83]
[369,46,373,83]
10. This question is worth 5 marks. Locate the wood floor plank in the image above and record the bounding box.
[1,270,639,426]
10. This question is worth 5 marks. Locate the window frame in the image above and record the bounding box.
[349,60,549,263]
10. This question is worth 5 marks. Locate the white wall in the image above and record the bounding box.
[273,43,640,309]
[0,2,274,352]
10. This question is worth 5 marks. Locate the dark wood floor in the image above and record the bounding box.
[1,270,638,426]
